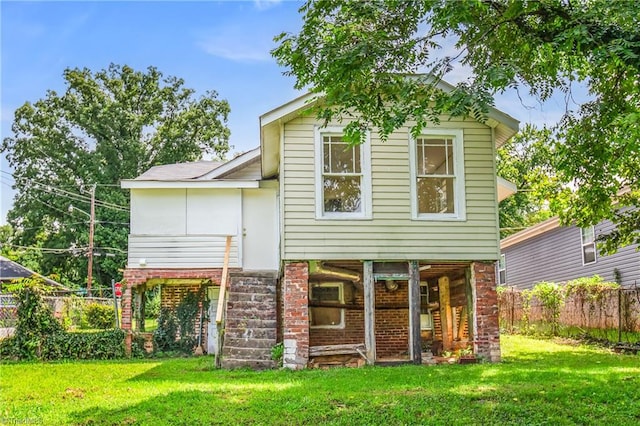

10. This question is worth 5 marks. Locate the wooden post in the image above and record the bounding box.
[457,306,468,341]
[408,261,422,364]
[363,261,376,365]
[215,236,232,369]
[438,276,452,350]
[465,266,475,345]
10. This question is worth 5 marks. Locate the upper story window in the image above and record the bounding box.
[315,127,372,219]
[409,129,466,220]
[581,226,597,265]
[498,254,506,285]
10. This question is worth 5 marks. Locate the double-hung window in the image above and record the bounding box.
[315,127,371,219]
[410,129,465,220]
[581,226,597,265]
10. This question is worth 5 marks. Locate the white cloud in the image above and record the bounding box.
[197,24,276,62]
[253,0,282,11]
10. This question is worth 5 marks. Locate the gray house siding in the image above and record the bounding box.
[501,220,640,289]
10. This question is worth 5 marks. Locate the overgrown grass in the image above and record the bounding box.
[1,335,639,425]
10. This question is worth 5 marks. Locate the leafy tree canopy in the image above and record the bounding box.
[2,64,231,289]
[273,0,640,252]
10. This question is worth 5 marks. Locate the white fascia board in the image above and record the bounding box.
[120,180,260,189]
[199,147,261,180]
[260,92,317,127]
[500,216,561,249]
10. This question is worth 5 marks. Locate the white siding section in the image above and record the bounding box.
[282,116,500,261]
[186,189,240,235]
[131,189,186,235]
[128,235,239,268]
[224,161,262,180]
[242,188,279,270]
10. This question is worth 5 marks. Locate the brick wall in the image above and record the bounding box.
[472,262,501,362]
[374,282,409,358]
[161,284,209,347]
[282,262,309,369]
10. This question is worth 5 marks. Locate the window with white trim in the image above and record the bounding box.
[581,226,597,265]
[498,254,506,285]
[315,127,372,219]
[309,282,345,328]
[410,129,465,220]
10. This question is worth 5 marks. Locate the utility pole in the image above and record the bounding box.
[87,184,96,297]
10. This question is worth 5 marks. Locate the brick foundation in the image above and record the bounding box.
[472,262,501,362]
[283,262,309,369]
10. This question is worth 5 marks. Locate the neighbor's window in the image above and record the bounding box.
[309,282,344,328]
[315,127,371,219]
[410,129,465,220]
[581,226,597,265]
[498,254,507,285]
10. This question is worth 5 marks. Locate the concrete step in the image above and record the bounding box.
[221,358,275,370]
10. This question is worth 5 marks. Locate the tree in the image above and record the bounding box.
[497,125,554,239]
[273,0,640,251]
[2,64,231,289]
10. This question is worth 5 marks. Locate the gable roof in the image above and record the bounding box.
[260,79,520,179]
[121,148,262,189]
[0,256,68,289]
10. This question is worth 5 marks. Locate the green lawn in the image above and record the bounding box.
[1,335,638,425]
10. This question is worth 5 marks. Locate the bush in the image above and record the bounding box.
[145,288,161,319]
[40,330,126,360]
[85,303,115,329]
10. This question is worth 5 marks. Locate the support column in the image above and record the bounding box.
[363,261,376,365]
[283,262,309,369]
[408,261,422,364]
[472,261,501,362]
[438,276,452,350]
[121,283,133,356]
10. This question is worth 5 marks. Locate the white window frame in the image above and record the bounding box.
[498,254,507,285]
[581,226,597,265]
[309,282,345,329]
[409,129,466,221]
[314,126,372,220]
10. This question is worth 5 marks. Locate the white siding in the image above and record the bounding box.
[282,116,500,261]
[128,235,239,268]
[186,189,240,235]
[242,188,279,270]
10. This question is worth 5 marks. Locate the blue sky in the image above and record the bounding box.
[0,0,585,225]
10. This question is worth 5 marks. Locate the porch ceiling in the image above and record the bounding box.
[316,261,470,281]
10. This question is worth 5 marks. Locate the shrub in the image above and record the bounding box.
[531,282,564,335]
[145,288,161,319]
[85,303,115,329]
[2,278,64,360]
[61,295,88,329]
[40,330,126,360]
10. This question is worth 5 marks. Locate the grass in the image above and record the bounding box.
[1,335,639,425]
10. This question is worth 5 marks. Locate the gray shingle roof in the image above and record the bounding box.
[135,161,224,181]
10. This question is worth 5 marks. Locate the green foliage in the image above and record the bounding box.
[497,125,554,238]
[530,282,564,335]
[61,295,88,329]
[564,275,620,303]
[2,279,64,360]
[270,342,284,367]
[2,64,231,290]
[144,287,161,319]
[84,303,116,329]
[153,307,178,352]
[273,0,640,251]
[39,330,125,361]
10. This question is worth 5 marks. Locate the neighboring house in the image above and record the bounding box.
[500,217,640,289]
[122,83,519,369]
[0,255,68,292]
